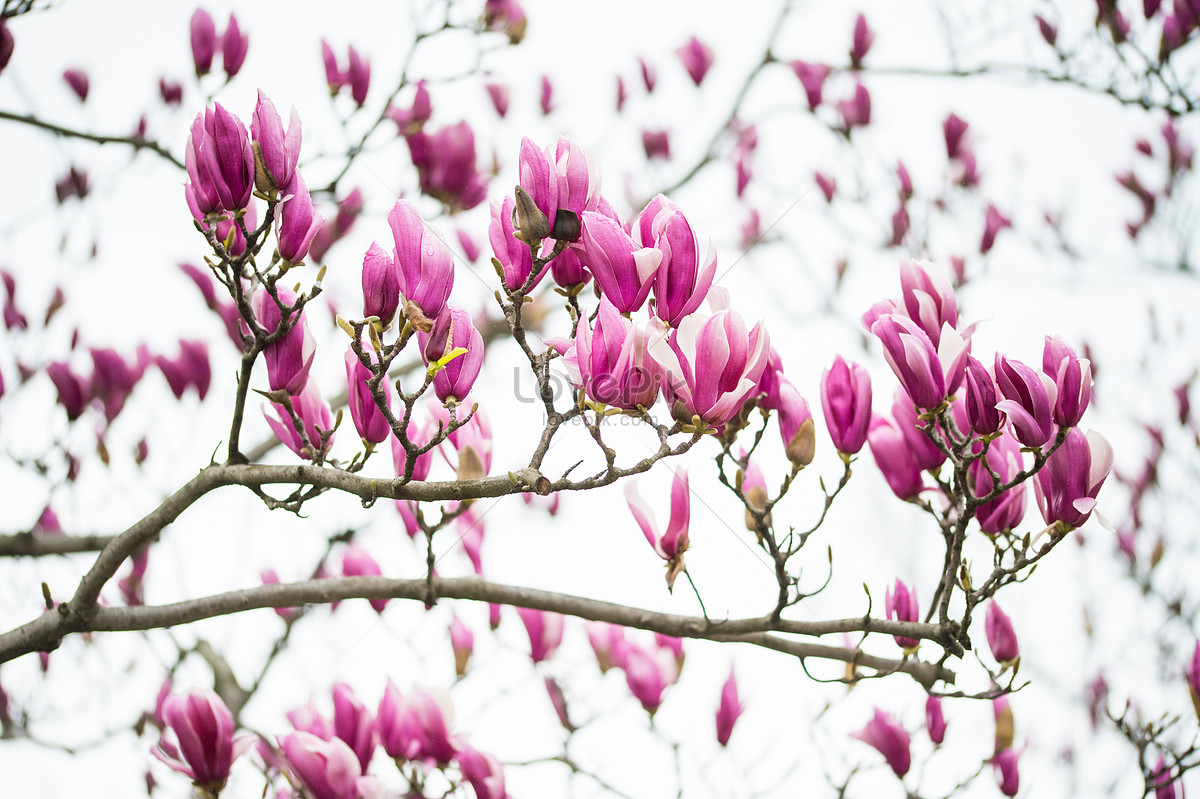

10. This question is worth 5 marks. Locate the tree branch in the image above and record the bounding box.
[0,574,954,688]
[0,109,185,169]
[0,533,117,557]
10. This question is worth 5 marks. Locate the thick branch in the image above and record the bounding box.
[0,575,954,688]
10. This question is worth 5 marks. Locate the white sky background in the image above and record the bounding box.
[1,0,1198,797]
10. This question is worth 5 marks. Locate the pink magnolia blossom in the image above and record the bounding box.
[1043,335,1093,427]
[517,607,564,663]
[849,13,874,68]
[926,696,946,745]
[62,68,88,102]
[585,622,626,673]
[361,241,400,328]
[450,614,474,677]
[377,682,457,765]
[250,91,301,197]
[791,61,830,110]
[153,690,240,790]
[964,356,1004,436]
[456,746,507,799]
[852,709,911,778]
[980,204,1012,254]
[943,113,969,159]
[650,304,770,430]
[405,122,487,212]
[995,353,1057,449]
[625,469,691,591]
[891,387,947,472]
[885,579,920,650]
[775,378,816,467]
[559,296,662,410]
[899,258,958,347]
[838,83,871,130]
[280,731,362,799]
[821,355,872,455]
[220,14,248,78]
[715,667,744,746]
[580,211,662,313]
[634,195,717,326]
[994,748,1021,797]
[264,379,335,460]
[389,199,455,326]
[642,128,671,160]
[341,544,386,613]
[676,36,714,85]
[1033,427,1113,528]
[190,9,216,77]
[185,103,254,215]
[1188,642,1200,721]
[331,683,375,773]
[419,304,485,405]
[155,339,211,400]
[254,287,315,396]
[867,415,925,500]
[970,433,1028,534]
[276,173,323,264]
[985,601,1020,665]
[618,638,676,714]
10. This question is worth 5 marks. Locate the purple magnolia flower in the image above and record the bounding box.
[377,682,458,765]
[839,83,871,130]
[361,241,400,328]
[62,68,88,102]
[964,356,1004,436]
[885,580,920,650]
[221,14,248,79]
[389,199,454,327]
[280,731,362,799]
[849,13,874,68]
[715,667,744,746]
[406,122,487,212]
[321,40,345,93]
[89,346,149,423]
[626,469,691,591]
[254,286,315,395]
[1033,427,1113,528]
[551,136,601,223]
[642,128,671,160]
[251,91,301,196]
[943,113,968,160]
[347,45,369,107]
[550,245,591,288]
[985,601,1020,665]
[517,136,559,238]
[344,344,392,445]
[1043,335,1093,427]
[867,414,925,500]
[970,433,1028,534]
[891,387,948,472]
[560,297,662,410]
[585,622,626,673]
[650,306,770,430]
[456,746,506,799]
[676,36,714,85]
[264,379,335,460]
[994,748,1020,797]
[995,354,1057,449]
[776,378,816,467]
[853,709,911,778]
[634,195,717,326]
[579,211,662,313]
[899,258,958,347]
[155,339,212,400]
[821,355,872,455]
[517,608,564,664]
[153,690,238,791]
[872,314,960,411]
[276,173,324,264]
[331,683,376,773]
[185,103,254,215]
[926,696,946,745]
[190,9,216,77]
[539,74,554,115]
[486,82,509,117]
[341,545,386,613]
[47,362,90,421]
[619,638,676,714]
[981,204,1012,254]
[450,614,474,677]
[791,61,830,110]
[419,304,484,405]
[489,194,546,291]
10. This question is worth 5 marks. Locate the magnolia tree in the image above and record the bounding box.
[1,0,1199,797]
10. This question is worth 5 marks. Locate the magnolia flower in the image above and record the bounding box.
[625,469,690,591]
[1033,427,1113,528]
[852,709,910,778]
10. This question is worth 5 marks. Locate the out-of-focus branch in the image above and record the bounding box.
[0,109,185,168]
[0,574,955,687]
[0,533,116,557]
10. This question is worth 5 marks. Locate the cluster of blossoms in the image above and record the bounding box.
[153,685,506,799]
